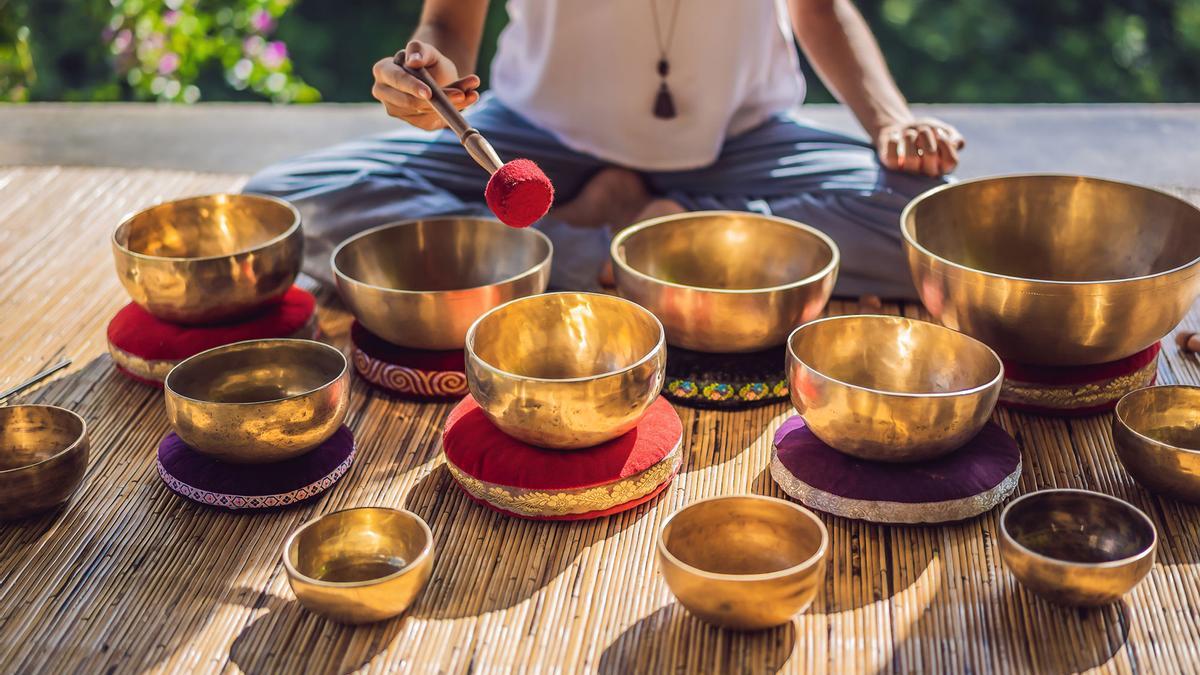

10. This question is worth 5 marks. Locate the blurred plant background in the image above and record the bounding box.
[0,0,1196,104]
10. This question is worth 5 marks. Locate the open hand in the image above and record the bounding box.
[371,40,481,130]
[875,118,965,176]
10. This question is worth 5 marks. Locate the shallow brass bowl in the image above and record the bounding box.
[465,292,666,449]
[611,211,839,353]
[657,495,828,630]
[283,507,434,624]
[904,175,1200,366]
[0,405,89,520]
[787,315,1003,462]
[112,193,302,324]
[999,489,1156,606]
[1114,385,1200,502]
[164,339,350,464]
[332,218,552,350]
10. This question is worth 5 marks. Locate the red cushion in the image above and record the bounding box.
[443,395,682,519]
[999,343,1160,416]
[350,322,467,400]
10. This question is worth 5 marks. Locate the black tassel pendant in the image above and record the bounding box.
[653,58,675,119]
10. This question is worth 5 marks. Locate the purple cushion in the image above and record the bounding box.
[157,426,355,511]
[771,417,1020,523]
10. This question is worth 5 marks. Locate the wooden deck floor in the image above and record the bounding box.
[1,166,1199,673]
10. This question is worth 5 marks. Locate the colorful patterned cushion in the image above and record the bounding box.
[107,286,318,386]
[770,416,1021,524]
[157,425,354,511]
[442,396,683,519]
[351,322,468,401]
[663,344,788,410]
[999,343,1160,416]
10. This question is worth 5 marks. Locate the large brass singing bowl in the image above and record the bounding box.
[787,315,1003,462]
[0,405,89,520]
[465,292,666,449]
[113,193,302,324]
[611,211,838,353]
[657,495,828,630]
[1114,385,1200,503]
[999,489,1156,607]
[283,507,434,624]
[164,339,350,464]
[333,218,552,350]
[904,175,1200,366]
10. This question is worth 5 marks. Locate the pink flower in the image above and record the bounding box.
[112,29,132,54]
[163,10,180,27]
[250,10,275,33]
[262,41,288,68]
[158,52,180,75]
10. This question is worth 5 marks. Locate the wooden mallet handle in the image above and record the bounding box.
[394,50,503,175]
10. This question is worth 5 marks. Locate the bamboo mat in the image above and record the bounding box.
[2,166,1200,674]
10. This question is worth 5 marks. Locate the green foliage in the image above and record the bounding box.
[0,0,1196,104]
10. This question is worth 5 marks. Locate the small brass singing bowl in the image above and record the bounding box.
[112,193,302,324]
[999,489,1156,607]
[465,292,666,449]
[283,507,434,624]
[164,339,350,464]
[787,315,1003,462]
[657,495,829,630]
[0,405,89,520]
[1114,385,1200,502]
[611,211,839,353]
[332,218,552,350]
[904,175,1200,366]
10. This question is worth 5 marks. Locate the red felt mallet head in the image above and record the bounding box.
[485,159,555,228]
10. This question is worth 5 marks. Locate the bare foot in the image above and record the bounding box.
[547,167,651,230]
[599,197,687,287]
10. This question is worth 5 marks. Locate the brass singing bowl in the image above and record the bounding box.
[999,489,1156,607]
[611,211,839,353]
[0,405,89,520]
[164,339,350,464]
[112,193,302,324]
[904,175,1200,366]
[283,507,434,624]
[1114,385,1200,502]
[333,218,552,350]
[787,315,1003,462]
[657,495,828,630]
[465,292,666,449]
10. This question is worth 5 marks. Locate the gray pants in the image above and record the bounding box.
[244,95,942,298]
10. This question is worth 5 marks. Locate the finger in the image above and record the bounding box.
[455,90,480,111]
[917,126,941,176]
[935,132,960,174]
[878,130,902,170]
[405,40,457,86]
[372,83,429,115]
[447,74,482,93]
[374,58,432,100]
[900,129,921,172]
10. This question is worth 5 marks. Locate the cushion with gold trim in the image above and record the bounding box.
[351,322,468,401]
[107,286,318,387]
[998,343,1160,416]
[770,416,1020,524]
[157,425,355,511]
[663,344,788,410]
[442,395,683,520]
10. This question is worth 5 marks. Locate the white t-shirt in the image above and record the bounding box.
[490,0,805,171]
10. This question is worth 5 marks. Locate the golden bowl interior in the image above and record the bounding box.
[333,218,551,293]
[0,405,85,472]
[1116,385,1200,451]
[166,339,345,404]
[285,507,432,584]
[616,212,835,291]
[789,315,1001,396]
[660,495,826,577]
[115,193,298,260]
[469,293,662,380]
[1003,490,1155,566]
[905,175,1200,283]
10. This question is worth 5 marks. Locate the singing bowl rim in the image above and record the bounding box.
[610,210,840,295]
[1114,384,1200,456]
[163,338,349,406]
[281,506,434,589]
[112,193,302,263]
[657,494,829,582]
[786,314,1005,399]
[464,291,666,384]
[999,488,1158,570]
[901,173,1200,288]
[0,405,88,475]
[330,217,554,296]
